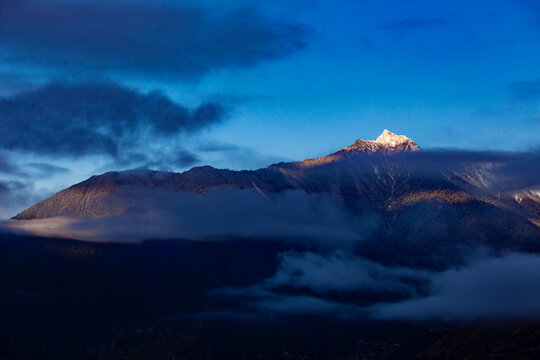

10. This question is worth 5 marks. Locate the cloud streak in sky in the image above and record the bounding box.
[0,0,308,80]
[0,82,225,158]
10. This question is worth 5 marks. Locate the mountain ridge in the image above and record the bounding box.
[296,129,421,167]
[13,130,422,219]
[12,131,540,239]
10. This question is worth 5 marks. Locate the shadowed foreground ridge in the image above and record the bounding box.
[2,233,540,360]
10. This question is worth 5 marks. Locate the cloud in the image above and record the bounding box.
[0,179,39,219]
[0,0,308,81]
[0,180,21,197]
[198,143,241,152]
[210,250,429,318]
[212,251,540,321]
[0,153,23,175]
[26,162,70,177]
[372,253,540,321]
[0,155,71,215]
[118,150,200,171]
[152,151,199,169]
[2,189,363,242]
[265,251,427,296]
[201,144,289,170]
[358,150,540,194]
[0,82,225,158]
[211,280,364,319]
[0,71,40,96]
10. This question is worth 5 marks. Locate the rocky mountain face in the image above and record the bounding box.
[14,130,421,219]
[13,130,540,252]
[297,129,421,167]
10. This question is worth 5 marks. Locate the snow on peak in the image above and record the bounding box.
[339,130,421,154]
[375,130,412,146]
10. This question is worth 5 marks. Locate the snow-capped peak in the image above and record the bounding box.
[375,130,412,147]
[345,130,421,153]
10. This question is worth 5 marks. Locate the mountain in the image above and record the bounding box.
[298,129,421,167]
[14,130,423,219]
[4,131,540,360]
[5,132,540,359]
[12,130,540,255]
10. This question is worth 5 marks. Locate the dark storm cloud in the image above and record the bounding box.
[0,82,225,157]
[0,0,308,80]
[378,17,445,31]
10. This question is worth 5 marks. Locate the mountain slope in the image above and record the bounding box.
[13,130,419,219]
[12,130,540,237]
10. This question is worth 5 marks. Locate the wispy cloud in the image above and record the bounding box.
[0,153,24,176]
[26,162,70,177]
[0,179,40,219]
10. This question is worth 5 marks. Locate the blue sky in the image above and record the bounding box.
[1,0,540,216]
[122,0,540,158]
[203,0,540,156]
